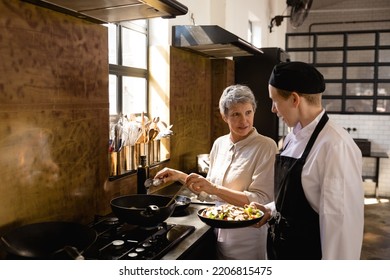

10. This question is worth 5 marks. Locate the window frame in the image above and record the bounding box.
[285,29,390,115]
[108,20,149,117]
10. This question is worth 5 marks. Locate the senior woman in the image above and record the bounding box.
[154,84,278,259]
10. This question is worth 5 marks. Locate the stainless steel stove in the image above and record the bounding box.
[83,215,195,260]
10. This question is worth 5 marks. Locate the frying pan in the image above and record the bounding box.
[0,221,97,259]
[173,195,191,213]
[110,194,176,227]
[197,208,264,229]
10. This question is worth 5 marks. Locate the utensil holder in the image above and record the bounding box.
[147,141,154,166]
[124,145,130,171]
[160,137,170,161]
[117,149,126,175]
[109,152,117,176]
[134,143,141,167]
[153,139,160,163]
[125,145,137,171]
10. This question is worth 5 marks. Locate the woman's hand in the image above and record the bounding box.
[249,202,272,228]
[154,167,187,184]
[185,173,216,195]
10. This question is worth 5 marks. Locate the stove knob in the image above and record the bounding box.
[112,240,125,247]
[149,238,158,244]
[128,252,138,258]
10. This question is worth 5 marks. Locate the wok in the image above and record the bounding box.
[0,221,97,259]
[110,194,176,227]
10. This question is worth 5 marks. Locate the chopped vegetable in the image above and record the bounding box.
[200,204,263,221]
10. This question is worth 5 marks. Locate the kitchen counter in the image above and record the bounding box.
[151,182,216,260]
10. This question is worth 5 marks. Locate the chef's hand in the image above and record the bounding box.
[249,202,272,228]
[154,167,187,184]
[185,173,215,195]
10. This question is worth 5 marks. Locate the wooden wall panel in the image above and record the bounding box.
[169,48,234,173]
[169,47,212,172]
[210,59,235,145]
[0,0,237,245]
[0,0,110,236]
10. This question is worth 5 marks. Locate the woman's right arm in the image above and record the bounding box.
[154,167,188,185]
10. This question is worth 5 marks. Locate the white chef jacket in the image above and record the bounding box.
[268,110,364,259]
[207,128,278,259]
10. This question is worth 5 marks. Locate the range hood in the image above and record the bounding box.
[23,0,188,23]
[172,25,263,58]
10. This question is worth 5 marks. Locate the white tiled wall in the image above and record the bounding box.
[330,114,390,197]
[280,115,390,197]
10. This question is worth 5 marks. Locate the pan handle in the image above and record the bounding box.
[63,246,85,260]
[165,184,186,207]
[52,245,85,260]
[53,246,84,260]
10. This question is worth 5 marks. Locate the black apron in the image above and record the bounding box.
[267,112,329,260]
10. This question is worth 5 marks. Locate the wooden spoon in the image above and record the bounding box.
[148,128,158,142]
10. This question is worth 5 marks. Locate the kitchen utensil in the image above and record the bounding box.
[110,194,176,227]
[127,121,142,146]
[0,221,97,259]
[151,116,160,129]
[148,128,158,142]
[144,178,163,189]
[165,184,186,207]
[197,207,264,229]
[172,195,191,213]
[197,154,210,174]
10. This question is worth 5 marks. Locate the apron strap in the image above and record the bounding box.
[275,112,329,209]
[300,112,329,161]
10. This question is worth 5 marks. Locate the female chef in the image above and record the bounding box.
[253,61,364,259]
[154,84,278,259]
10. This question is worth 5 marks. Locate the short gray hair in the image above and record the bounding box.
[219,85,257,116]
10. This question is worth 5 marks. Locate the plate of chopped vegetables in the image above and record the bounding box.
[197,204,264,228]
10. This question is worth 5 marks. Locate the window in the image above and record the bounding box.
[107,20,149,179]
[108,20,148,116]
[286,30,390,114]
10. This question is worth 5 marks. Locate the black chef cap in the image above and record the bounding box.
[269,61,326,94]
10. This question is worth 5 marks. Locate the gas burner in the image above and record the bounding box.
[83,215,195,260]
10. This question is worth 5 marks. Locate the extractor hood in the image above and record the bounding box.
[172,25,263,58]
[23,0,188,23]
